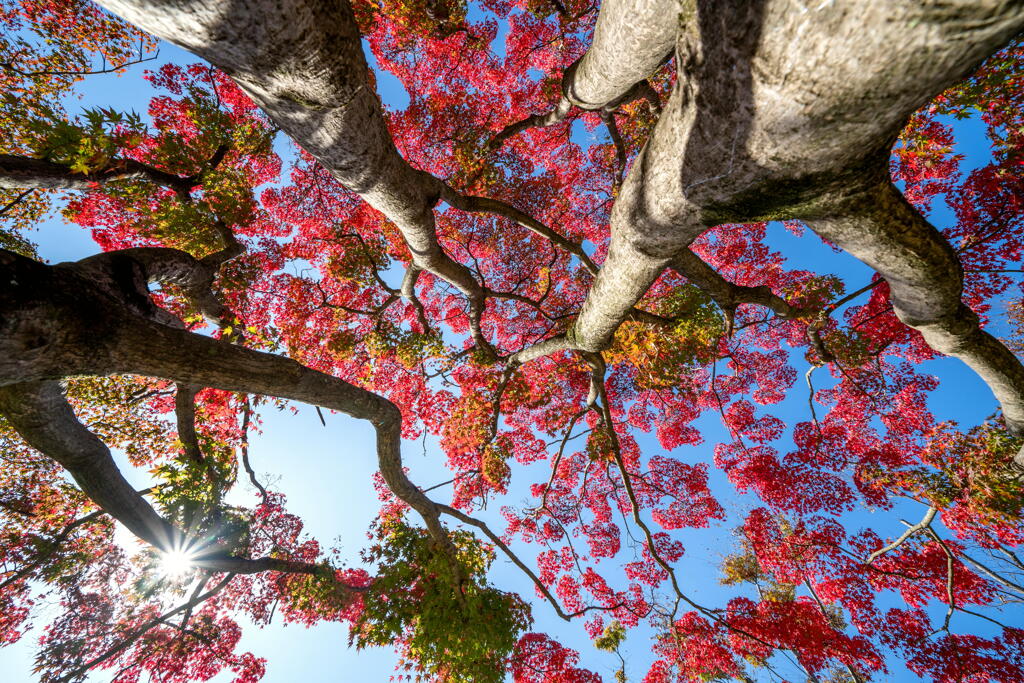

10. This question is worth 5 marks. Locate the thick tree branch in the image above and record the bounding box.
[0,248,461,572]
[670,248,803,334]
[563,0,676,111]
[489,3,671,151]
[0,148,241,326]
[0,380,369,580]
[488,73,663,151]
[70,245,237,330]
[514,1,1024,382]
[808,181,1024,433]
[0,153,194,199]
[95,0,495,355]
[174,384,204,465]
[399,264,432,333]
[0,381,182,552]
[0,145,229,202]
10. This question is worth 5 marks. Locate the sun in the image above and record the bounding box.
[159,548,195,579]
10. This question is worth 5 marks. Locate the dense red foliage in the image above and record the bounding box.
[1,1,1023,682]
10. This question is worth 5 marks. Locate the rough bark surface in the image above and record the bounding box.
[565,0,678,109]
[0,247,451,559]
[93,0,489,335]
[1,5,1024,664]
[86,0,1024,426]
[562,1,1024,432]
[0,153,195,194]
[808,181,1024,432]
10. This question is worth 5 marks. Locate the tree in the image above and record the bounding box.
[1,0,1023,681]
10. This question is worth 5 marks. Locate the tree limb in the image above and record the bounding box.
[808,181,1024,433]
[0,248,462,574]
[866,507,937,565]
[54,573,236,683]
[95,0,496,357]
[238,399,267,500]
[0,145,229,202]
[670,248,804,335]
[174,384,204,466]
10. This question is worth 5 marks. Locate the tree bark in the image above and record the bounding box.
[807,181,1024,433]
[491,0,676,147]
[559,1,1024,433]
[564,0,678,110]
[0,381,181,551]
[670,249,801,320]
[93,0,490,343]
[0,154,195,196]
[0,247,452,554]
[35,1,1024,421]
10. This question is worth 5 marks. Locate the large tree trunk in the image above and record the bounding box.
[564,0,678,109]
[65,0,1024,432]
[565,1,1024,431]
[0,248,449,549]
[94,0,489,336]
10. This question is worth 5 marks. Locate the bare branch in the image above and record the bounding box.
[1,247,469,575]
[488,97,573,151]
[866,507,937,564]
[239,398,267,500]
[174,384,204,465]
[1,48,158,78]
[400,264,432,334]
[437,502,617,621]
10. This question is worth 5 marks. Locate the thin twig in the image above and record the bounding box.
[866,507,937,564]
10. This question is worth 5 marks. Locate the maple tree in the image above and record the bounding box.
[1,0,1024,681]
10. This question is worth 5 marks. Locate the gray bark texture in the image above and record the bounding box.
[560,0,1024,433]
[93,0,492,345]
[503,0,1024,426]
[2,0,1024,584]
[0,146,229,201]
[0,381,361,580]
[492,0,674,143]
[565,0,677,109]
[0,246,452,563]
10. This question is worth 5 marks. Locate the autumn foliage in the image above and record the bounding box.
[2,1,1024,682]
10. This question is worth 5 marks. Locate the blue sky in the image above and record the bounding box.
[0,15,1018,683]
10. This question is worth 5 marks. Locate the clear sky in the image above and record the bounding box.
[0,11,1015,683]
